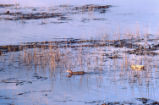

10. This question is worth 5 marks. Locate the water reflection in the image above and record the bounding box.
[1,0,159,104]
[0,0,159,45]
[0,38,159,104]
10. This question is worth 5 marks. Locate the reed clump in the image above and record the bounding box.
[21,46,61,71]
[0,34,158,86]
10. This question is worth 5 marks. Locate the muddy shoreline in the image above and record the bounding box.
[1,38,159,56]
[0,4,111,21]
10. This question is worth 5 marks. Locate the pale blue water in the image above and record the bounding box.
[0,0,159,45]
[0,45,159,105]
[0,0,159,105]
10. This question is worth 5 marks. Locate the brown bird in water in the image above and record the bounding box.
[66,70,85,75]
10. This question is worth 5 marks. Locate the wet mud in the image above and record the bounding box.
[84,98,159,105]
[101,98,159,105]
[0,38,159,56]
[1,78,32,86]
[1,12,64,20]
[73,4,112,13]
[1,38,159,104]
[0,4,111,21]
[0,4,16,8]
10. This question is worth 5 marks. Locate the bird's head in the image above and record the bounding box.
[66,70,73,74]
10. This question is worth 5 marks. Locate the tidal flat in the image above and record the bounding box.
[0,0,159,105]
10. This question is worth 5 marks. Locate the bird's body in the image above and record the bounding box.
[131,65,144,71]
[66,70,85,75]
[72,71,85,75]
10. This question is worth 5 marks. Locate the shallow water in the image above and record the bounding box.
[0,0,159,105]
[0,0,159,45]
[1,38,159,105]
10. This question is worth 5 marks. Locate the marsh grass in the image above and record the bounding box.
[0,32,159,87]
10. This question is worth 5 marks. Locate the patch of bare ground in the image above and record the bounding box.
[0,4,111,21]
[0,38,159,56]
[85,98,159,105]
[0,4,16,8]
